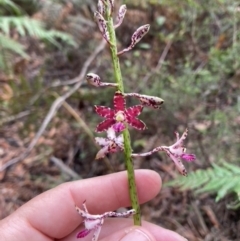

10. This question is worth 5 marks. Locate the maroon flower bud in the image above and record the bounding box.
[97,0,105,16]
[118,24,150,55]
[114,4,127,28]
[125,93,164,109]
[86,73,118,88]
[94,11,110,43]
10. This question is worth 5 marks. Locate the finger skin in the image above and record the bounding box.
[0,170,161,240]
[62,219,187,241]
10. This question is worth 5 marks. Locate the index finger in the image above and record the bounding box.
[15,170,161,239]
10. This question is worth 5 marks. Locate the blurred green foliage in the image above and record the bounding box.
[0,0,76,72]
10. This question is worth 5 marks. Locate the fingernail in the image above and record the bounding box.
[120,229,152,241]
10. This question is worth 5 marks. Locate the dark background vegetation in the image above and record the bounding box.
[0,0,240,240]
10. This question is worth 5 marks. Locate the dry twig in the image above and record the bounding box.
[0,40,106,172]
[50,156,82,179]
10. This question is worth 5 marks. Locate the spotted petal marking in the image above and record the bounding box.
[125,105,143,117]
[113,91,125,111]
[126,116,146,130]
[95,137,109,146]
[77,229,91,238]
[96,119,116,132]
[95,106,114,118]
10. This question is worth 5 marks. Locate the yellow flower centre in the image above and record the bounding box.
[115,111,125,122]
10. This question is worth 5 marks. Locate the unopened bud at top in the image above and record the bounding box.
[115,5,127,28]
[94,11,110,43]
[118,24,150,55]
[97,0,105,16]
[109,0,114,14]
[131,24,150,48]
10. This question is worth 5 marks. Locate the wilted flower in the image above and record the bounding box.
[95,127,124,159]
[125,93,164,109]
[95,91,146,132]
[76,201,135,241]
[131,129,195,176]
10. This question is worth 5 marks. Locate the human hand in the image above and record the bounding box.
[0,170,187,241]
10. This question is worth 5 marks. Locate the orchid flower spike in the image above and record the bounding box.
[124,93,164,109]
[86,73,118,87]
[76,201,135,241]
[118,24,150,55]
[95,127,124,159]
[131,129,195,176]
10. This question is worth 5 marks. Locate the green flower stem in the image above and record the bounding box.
[106,12,141,225]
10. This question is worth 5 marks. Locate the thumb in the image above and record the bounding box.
[99,226,156,241]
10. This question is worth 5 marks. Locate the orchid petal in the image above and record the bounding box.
[112,122,125,132]
[106,127,116,139]
[95,137,109,146]
[96,119,116,132]
[113,91,125,111]
[181,153,196,161]
[115,134,124,148]
[125,105,143,117]
[95,146,109,159]
[77,229,91,238]
[92,220,104,241]
[168,152,187,176]
[126,116,146,130]
[172,129,188,149]
[95,106,114,118]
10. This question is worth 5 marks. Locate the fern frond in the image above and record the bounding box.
[0,33,29,58]
[0,17,77,47]
[0,0,22,15]
[165,162,240,204]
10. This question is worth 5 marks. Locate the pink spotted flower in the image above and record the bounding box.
[95,127,124,159]
[163,129,196,176]
[76,201,135,241]
[131,129,195,176]
[95,91,146,132]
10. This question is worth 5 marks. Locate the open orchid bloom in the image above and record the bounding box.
[95,91,146,132]
[131,129,195,176]
[76,201,135,241]
[162,129,195,176]
[95,127,124,159]
[124,93,164,109]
